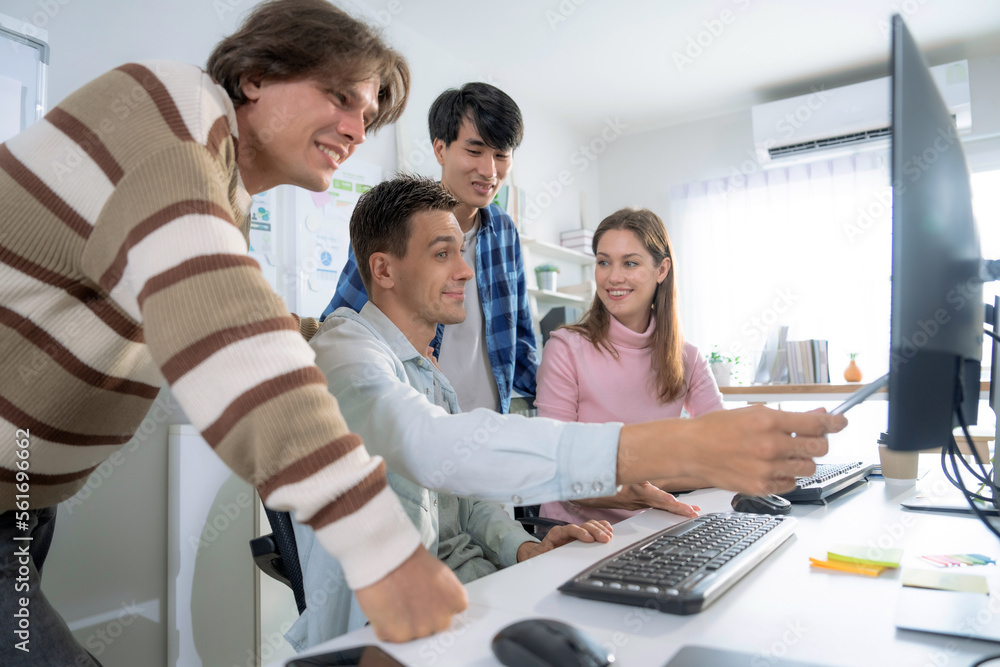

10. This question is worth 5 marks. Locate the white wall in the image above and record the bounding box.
[597,50,1000,226]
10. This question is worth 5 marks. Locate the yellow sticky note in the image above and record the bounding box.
[810,557,885,577]
[828,544,902,569]
[901,568,989,594]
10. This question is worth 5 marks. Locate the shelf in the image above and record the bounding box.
[520,236,595,264]
[528,288,589,307]
[720,381,990,403]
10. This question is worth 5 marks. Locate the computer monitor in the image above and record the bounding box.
[887,15,983,452]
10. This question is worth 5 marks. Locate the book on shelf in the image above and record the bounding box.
[785,339,830,384]
[559,229,595,254]
[753,325,789,384]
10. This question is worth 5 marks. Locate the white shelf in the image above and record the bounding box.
[520,236,595,264]
[528,288,589,307]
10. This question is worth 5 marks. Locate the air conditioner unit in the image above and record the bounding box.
[752,60,971,164]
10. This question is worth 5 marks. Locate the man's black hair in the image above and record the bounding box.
[427,82,524,152]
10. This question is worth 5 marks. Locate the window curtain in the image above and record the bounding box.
[667,152,892,382]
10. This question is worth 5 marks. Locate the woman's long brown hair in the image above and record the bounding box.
[563,208,685,403]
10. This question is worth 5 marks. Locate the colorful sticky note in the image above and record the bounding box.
[901,568,989,594]
[920,553,997,567]
[828,544,902,569]
[809,557,886,577]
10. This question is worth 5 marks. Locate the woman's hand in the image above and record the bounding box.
[570,482,701,517]
[516,519,614,561]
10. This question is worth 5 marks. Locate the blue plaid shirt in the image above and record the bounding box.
[320,203,538,413]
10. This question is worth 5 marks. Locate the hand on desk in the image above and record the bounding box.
[571,482,701,518]
[355,545,468,642]
[516,519,614,562]
[618,406,848,496]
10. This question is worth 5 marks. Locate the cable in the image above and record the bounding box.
[947,402,1000,542]
[985,327,1000,344]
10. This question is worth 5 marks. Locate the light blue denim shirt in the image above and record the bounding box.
[311,303,622,504]
[286,302,623,649]
[288,302,565,649]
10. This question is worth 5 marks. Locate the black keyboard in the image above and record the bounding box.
[780,461,875,502]
[558,512,795,615]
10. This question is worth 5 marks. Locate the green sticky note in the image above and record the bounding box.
[902,568,989,594]
[828,544,903,569]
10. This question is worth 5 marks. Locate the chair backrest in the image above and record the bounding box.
[249,508,307,615]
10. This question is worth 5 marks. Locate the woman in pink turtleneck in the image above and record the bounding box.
[536,208,725,525]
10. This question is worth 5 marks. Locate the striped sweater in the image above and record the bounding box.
[0,61,419,588]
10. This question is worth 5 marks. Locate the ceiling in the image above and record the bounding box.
[352,0,1000,136]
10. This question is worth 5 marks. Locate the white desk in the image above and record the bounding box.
[270,477,1000,667]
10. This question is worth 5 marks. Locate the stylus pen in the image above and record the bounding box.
[830,373,889,415]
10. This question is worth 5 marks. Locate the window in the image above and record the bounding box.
[671,160,1000,385]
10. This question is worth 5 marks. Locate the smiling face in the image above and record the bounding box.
[385,209,474,345]
[435,117,512,221]
[595,229,671,333]
[235,75,379,194]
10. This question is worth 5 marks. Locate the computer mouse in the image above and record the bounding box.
[491,618,615,667]
[731,493,792,515]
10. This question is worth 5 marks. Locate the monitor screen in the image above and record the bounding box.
[888,15,983,451]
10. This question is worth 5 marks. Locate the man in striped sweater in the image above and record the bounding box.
[0,1,467,663]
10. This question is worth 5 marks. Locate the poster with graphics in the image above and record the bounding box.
[294,159,382,318]
[248,189,277,289]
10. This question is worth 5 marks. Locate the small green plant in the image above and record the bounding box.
[707,347,741,366]
[535,263,560,274]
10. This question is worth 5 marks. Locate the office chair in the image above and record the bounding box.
[250,506,307,615]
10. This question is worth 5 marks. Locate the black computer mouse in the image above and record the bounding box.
[491,618,615,667]
[731,493,792,515]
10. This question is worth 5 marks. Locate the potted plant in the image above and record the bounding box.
[707,348,740,387]
[535,263,560,291]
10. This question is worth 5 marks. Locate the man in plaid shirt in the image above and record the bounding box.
[321,83,538,414]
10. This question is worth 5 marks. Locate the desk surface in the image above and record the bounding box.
[271,476,1000,667]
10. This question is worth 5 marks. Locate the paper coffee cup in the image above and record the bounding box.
[878,444,918,485]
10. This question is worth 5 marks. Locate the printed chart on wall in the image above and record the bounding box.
[248,189,278,291]
[295,159,382,318]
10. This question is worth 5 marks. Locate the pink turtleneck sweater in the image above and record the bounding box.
[536,316,725,524]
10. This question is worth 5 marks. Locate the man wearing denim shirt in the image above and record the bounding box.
[288,176,613,650]
[320,82,536,414]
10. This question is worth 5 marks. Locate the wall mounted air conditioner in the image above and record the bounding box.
[751,60,971,164]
